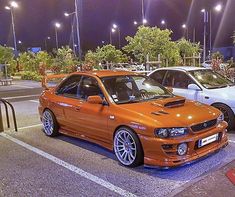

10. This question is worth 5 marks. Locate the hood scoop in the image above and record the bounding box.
[151,97,186,108]
[164,99,186,108]
[151,111,169,116]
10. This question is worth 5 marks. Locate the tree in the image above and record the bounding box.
[176,38,200,58]
[52,46,79,74]
[0,45,16,75]
[123,26,180,66]
[84,45,128,69]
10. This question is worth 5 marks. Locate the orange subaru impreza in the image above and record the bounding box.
[38,70,228,168]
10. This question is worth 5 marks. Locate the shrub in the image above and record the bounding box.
[21,71,42,81]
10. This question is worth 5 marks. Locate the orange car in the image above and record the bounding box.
[38,70,228,168]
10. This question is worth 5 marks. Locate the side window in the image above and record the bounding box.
[77,76,104,100]
[163,71,195,89]
[56,75,82,97]
[163,71,174,87]
[150,70,166,84]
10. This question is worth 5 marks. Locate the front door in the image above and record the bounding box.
[66,75,110,143]
[163,70,202,101]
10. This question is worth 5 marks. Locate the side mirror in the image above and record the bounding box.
[188,84,201,91]
[167,87,173,93]
[87,95,103,104]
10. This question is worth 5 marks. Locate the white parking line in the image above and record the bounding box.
[18,124,42,130]
[0,133,136,197]
[229,140,235,144]
[3,94,40,100]
[29,100,39,103]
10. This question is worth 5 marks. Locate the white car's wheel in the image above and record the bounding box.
[114,127,143,167]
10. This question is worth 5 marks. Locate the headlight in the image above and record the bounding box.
[217,113,224,124]
[155,128,188,138]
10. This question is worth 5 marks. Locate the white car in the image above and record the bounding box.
[149,67,235,130]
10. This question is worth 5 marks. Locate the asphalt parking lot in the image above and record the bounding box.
[0,82,235,196]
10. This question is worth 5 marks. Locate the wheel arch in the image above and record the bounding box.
[211,102,234,115]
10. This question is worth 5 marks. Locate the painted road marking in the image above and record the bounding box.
[229,140,235,144]
[3,94,40,100]
[18,124,42,130]
[0,133,136,197]
[29,100,39,103]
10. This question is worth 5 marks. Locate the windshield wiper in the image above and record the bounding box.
[208,85,228,89]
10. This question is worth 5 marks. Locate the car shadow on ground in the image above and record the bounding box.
[56,133,229,182]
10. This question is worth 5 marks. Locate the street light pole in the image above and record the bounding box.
[64,12,76,55]
[10,8,17,53]
[201,9,208,62]
[54,23,61,50]
[5,2,18,53]
[75,0,82,60]
[112,24,121,49]
[55,27,59,50]
[44,37,50,51]
[141,0,144,22]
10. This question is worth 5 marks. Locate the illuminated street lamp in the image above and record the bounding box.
[143,18,148,25]
[54,22,61,49]
[5,1,18,53]
[161,19,167,28]
[134,21,138,26]
[64,11,76,55]
[182,24,188,40]
[110,28,116,45]
[18,40,22,44]
[112,24,121,48]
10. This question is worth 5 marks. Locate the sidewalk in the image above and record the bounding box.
[0,80,41,92]
[175,159,235,196]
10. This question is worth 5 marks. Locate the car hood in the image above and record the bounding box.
[120,96,220,128]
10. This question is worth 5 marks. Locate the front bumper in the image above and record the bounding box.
[139,121,228,167]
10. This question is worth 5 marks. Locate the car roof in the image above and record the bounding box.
[155,66,209,72]
[73,70,138,78]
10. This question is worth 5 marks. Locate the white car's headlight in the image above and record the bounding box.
[217,113,224,124]
[155,128,189,138]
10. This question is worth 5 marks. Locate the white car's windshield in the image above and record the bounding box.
[102,75,173,104]
[190,69,234,89]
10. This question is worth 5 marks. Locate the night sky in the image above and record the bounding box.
[0,0,234,52]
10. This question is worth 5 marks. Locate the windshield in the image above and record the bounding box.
[102,75,173,104]
[189,69,234,89]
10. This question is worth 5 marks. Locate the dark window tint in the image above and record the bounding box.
[77,76,104,100]
[56,75,81,97]
[149,70,166,84]
[163,71,195,89]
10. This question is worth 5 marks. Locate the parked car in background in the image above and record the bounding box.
[39,70,228,168]
[149,67,235,130]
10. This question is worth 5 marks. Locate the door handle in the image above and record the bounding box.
[74,106,81,111]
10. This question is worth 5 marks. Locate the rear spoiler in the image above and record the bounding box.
[42,74,68,90]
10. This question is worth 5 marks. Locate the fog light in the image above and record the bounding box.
[177,143,188,156]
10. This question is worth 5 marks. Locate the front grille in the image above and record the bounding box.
[191,119,217,132]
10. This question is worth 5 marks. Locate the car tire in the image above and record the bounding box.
[213,103,235,131]
[114,127,144,167]
[42,109,60,137]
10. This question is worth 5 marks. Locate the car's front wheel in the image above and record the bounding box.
[213,103,235,131]
[42,109,59,137]
[114,127,143,167]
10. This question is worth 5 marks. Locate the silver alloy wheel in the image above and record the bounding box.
[42,110,54,135]
[114,129,137,166]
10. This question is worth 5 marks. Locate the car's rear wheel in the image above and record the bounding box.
[213,103,235,131]
[114,127,143,167]
[42,109,59,137]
